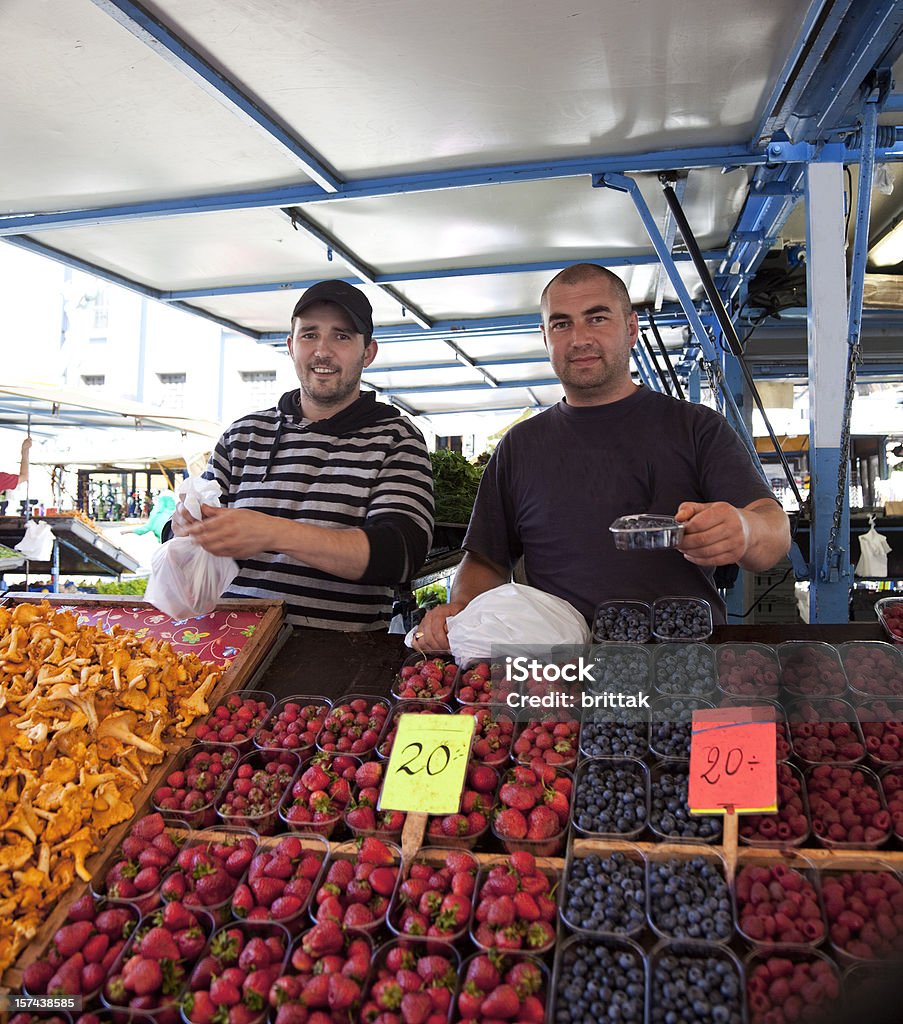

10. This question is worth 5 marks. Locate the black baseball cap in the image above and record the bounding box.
[291,280,374,339]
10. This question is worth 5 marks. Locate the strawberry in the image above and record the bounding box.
[493,808,527,839]
[343,903,374,928]
[232,883,253,917]
[499,783,535,811]
[509,851,537,876]
[359,837,395,865]
[466,953,500,989]
[53,921,94,958]
[482,984,521,1019]
[468,764,498,794]
[370,866,398,897]
[328,973,361,1011]
[400,992,432,1024]
[139,926,181,960]
[526,805,560,839]
[131,813,166,841]
[507,960,543,997]
[345,805,377,831]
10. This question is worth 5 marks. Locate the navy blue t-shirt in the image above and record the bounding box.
[463,388,778,624]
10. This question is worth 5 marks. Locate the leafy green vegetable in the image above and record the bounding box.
[430,449,484,524]
[416,582,448,607]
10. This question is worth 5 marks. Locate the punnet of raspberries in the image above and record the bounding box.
[426,763,497,845]
[779,643,847,697]
[842,643,903,696]
[360,941,459,1024]
[217,751,299,832]
[806,764,890,846]
[268,923,371,1024]
[471,851,557,954]
[493,759,572,855]
[182,922,289,1024]
[196,693,273,746]
[344,758,406,835]
[153,745,238,827]
[746,953,840,1024]
[160,829,257,913]
[787,699,865,764]
[254,698,330,752]
[739,763,809,845]
[102,901,212,1024]
[880,766,903,839]
[457,951,547,1024]
[318,696,390,755]
[878,598,903,641]
[512,716,580,767]
[460,705,515,765]
[311,838,400,932]
[735,863,826,945]
[21,893,139,999]
[392,655,458,700]
[389,848,477,941]
[456,660,512,705]
[821,868,903,959]
[858,699,903,764]
[279,753,357,836]
[92,812,185,913]
[231,835,326,924]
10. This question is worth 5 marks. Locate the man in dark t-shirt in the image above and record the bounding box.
[417,264,790,646]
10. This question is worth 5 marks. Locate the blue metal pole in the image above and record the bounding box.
[632,344,658,392]
[687,364,702,404]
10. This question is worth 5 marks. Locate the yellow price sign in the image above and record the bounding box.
[379,713,475,815]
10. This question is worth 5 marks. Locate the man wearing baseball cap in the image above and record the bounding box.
[169,280,434,631]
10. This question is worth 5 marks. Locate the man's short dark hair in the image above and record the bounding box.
[541,263,633,319]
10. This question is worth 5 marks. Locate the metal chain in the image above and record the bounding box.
[824,342,861,572]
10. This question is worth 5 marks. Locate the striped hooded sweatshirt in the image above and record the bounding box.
[204,389,434,630]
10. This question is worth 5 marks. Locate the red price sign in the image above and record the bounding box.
[688,707,777,814]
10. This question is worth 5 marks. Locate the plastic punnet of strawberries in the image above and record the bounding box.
[231,835,326,924]
[344,759,406,836]
[512,716,580,767]
[255,699,330,752]
[312,837,400,931]
[318,697,390,755]
[493,759,572,856]
[390,848,477,941]
[472,851,557,954]
[268,923,371,1024]
[92,812,186,913]
[196,694,272,746]
[426,763,497,844]
[361,941,459,1024]
[377,702,451,759]
[103,901,212,1024]
[160,830,257,913]
[182,923,289,1024]
[393,656,458,701]
[279,753,357,835]
[460,706,515,765]
[456,660,511,705]
[457,951,547,1024]
[218,752,299,832]
[153,746,238,826]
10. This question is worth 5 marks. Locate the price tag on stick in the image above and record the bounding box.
[688,706,777,814]
[379,713,475,815]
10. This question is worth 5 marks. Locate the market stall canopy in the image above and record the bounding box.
[3,0,903,417]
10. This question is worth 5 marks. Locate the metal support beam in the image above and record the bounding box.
[722,354,751,622]
[805,160,851,622]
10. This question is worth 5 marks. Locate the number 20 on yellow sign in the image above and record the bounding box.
[379,713,475,815]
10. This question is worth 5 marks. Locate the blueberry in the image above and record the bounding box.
[647,856,733,941]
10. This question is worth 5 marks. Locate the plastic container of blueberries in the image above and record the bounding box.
[151,742,241,830]
[651,642,717,698]
[201,689,277,753]
[645,845,733,945]
[252,694,332,754]
[215,748,302,835]
[469,862,559,956]
[875,597,903,644]
[387,846,479,944]
[315,692,392,757]
[490,764,573,858]
[818,855,903,966]
[856,698,903,768]
[425,763,499,851]
[592,600,653,644]
[840,640,903,698]
[560,839,648,939]
[715,643,781,700]
[375,698,454,760]
[733,852,827,949]
[745,945,840,1020]
[588,642,652,690]
[778,641,849,698]
[717,695,792,762]
[550,933,647,1024]
[391,650,457,702]
[369,940,460,1023]
[310,838,403,934]
[647,940,748,1024]
[571,756,650,841]
[610,513,685,551]
[456,703,516,767]
[579,699,650,760]
[805,762,891,850]
[785,696,866,768]
[458,950,551,1023]
[649,694,715,762]
[651,596,713,644]
[647,760,723,844]
[739,761,812,848]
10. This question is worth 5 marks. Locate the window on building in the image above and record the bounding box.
[240,370,278,405]
[157,372,187,411]
[81,374,105,387]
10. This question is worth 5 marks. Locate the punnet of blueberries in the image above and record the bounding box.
[651,696,712,760]
[553,937,645,1024]
[652,597,712,642]
[647,855,733,941]
[654,644,717,697]
[573,759,648,836]
[649,765,722,841]
[594,602,652,643]
[581,712,649,758]
[590,644,651,692]
[562,851,646,935]
[649,945,744,1024]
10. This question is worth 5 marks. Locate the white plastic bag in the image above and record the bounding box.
[855,520,892,578]
[14,520,54,561]
[145,477,238,619]
[443,583,590,663]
